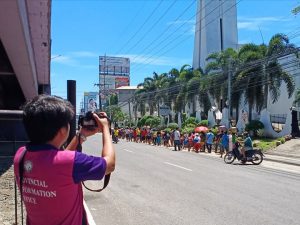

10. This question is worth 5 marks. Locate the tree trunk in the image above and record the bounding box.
[263,63,268,109]
[235,104,239,123]
[249,103,253,122]
[264,83,268,109]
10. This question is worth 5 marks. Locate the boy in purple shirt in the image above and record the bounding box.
[14,95,115,225]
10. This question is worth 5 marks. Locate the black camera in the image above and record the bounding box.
[78,111,111,131]
[78,111,97,130]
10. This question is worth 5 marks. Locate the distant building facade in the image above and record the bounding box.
[116,86,143,123]
[193,0,238,70]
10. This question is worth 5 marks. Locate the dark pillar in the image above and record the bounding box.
[291,110,300,137]
[67,80,76,144]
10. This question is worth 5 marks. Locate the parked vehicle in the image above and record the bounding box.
[224,144,264,165]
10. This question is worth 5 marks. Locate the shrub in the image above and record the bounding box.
[164,128,171,133]
[245,120,264,137]
[183,117,197,127]
[277,137,285,144]
[197,120,208,127]
[182,126,195,134]
[145,116,161,128]
[211,127,218,135]
[156,125,166,131]
[168,123,179,130]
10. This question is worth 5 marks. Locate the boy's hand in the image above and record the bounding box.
[93,112,110,132]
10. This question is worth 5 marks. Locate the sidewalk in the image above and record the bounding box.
[262,138,300,166]
[164,139,300,167]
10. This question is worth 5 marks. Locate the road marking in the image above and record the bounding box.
[164,162,192,172]
[84,200,96,225]
[123,149,133,153]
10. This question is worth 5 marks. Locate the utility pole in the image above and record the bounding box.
[227,59,232,128]
[128,100,132,127]
[97,54,111,111]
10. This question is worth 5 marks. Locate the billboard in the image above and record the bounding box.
[115,77,130,88]
[84,92,98,113]
[99,56,130,76]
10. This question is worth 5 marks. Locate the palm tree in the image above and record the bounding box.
[263,33,296,108]
[136,77,156,115]
[236,43,265,120]
[237,34,296,120]
[152,72,169,116]
[205,48,239,114]
[293,88,300,106]
[175,64,194,113]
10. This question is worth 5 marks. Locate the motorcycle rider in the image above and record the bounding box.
[241,132,253,159]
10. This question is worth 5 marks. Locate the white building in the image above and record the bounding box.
[117,86,141,122]
[193,0,238,70]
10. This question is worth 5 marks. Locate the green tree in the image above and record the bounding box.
[293,88,300,106]
[105,105,125,124]
[205,48,239,113]
[109,94,118,105]
[236,34,296,120]
[292,5,300,15]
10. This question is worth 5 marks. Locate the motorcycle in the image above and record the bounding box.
[224,144,264,165]
[112,134,119,144]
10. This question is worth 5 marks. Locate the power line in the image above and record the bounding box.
[120,0,179,56]
[129,0,197,62]
[107,2,147,53]
[130,0,218,71]
[131,0,241,73]
[114,0,164,55]
[117,53,300,108]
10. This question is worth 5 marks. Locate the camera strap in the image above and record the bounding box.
[82,174,111,192]
[77,134,111,192]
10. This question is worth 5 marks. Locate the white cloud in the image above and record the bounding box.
[238,16,292,31]
[117,54,191,67]
[70,51,98,58]
[51,55,76,65]
[51,54,95,69]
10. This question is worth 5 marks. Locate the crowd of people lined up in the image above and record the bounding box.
[111,126,249,158]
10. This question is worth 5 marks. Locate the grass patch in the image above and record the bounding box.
[253,138,278,152]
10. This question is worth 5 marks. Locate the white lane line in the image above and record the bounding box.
[84,200,96,225]
[164,162,192,172]
[123,149,133,153]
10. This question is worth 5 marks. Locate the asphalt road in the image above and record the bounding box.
[82,134,300,225]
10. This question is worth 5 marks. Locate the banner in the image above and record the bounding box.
[99,56,130,76]
[115,77,129,88]
[84,92,98,113]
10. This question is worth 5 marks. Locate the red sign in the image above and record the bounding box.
[115,77,129,88]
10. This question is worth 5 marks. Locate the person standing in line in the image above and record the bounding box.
[173,127,181,151]
[206,130,215,153]
[220,131,229,158]
[214,130,224,153]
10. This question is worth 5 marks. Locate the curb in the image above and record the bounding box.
[264,156,300,167]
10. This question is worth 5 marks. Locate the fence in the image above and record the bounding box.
[0,110,28,224]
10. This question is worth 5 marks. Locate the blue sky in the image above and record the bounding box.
[50,0,300,112]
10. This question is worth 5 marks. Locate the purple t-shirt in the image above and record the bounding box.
[73,151,107,183]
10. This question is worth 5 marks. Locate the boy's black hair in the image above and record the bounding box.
[22,95,75,144]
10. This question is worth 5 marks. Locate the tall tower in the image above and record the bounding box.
[193,0,238,70]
